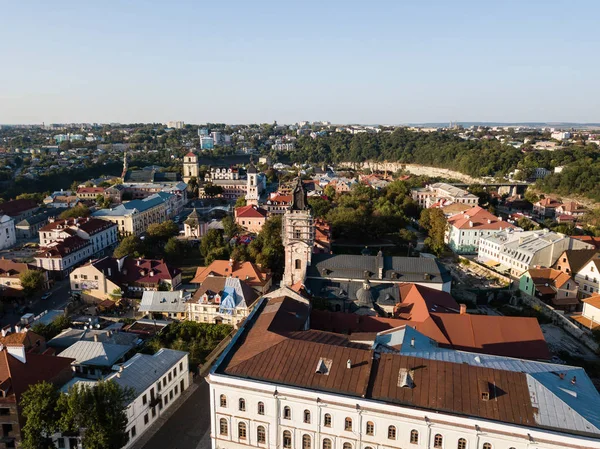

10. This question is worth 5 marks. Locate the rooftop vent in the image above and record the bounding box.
[315,358,332,375]
[398,368,414,388]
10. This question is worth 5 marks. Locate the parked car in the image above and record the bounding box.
[41,292,52,300]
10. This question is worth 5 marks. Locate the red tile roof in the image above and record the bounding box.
[121,258,180,285]
[395,283,459,321]
[192,260,271,288]
[77,187,105,194]
[235,205,267,218]
[447,206,516,231]
[583,294,600,309]
[36,235,91,258]
[0,199,38,217]
[40,217,115,235]
[0,350,73,401]
[268,194,292,204]
[0,259,40,278]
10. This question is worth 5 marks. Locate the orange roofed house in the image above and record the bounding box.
[192,259,272,295]
[234,205,268,233]
[0,335,73,448]
[446,205,517,254]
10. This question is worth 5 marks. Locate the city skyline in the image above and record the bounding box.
[1,0,599,124]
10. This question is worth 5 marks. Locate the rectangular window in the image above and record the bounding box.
[57,438,65,449]
[142,394,147,405]
[144,414,149,425]
[131,426,136,438]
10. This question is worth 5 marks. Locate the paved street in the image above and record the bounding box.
[142,378,211,449]
[0,278,72,328]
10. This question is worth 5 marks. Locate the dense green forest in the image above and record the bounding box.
[291,129,600,200]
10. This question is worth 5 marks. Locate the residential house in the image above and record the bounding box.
[552,248,598,275]
[235,205,267,233]
[0,345,73,448]
[555,201,587,222]
[264,193,292,215]
[58,340,134,378]
[70,256,181,303]
[411,182,478,208]
[182,209,206,239]
[0,259,49,297]
[533,197,562,217]
[478,229,593,277]
[0,215,16,250]
[572,294,600,330]
[573,254,600,298]
[0,199,39,223]
[138,290,189,320]
[192,259,272,295]
[92,193,173,236]
[446,206,516,254]
[76,186,106,200]
[519,268,579,311]
[313,219,332,254]
[43,191,79,209]
[187,276,258,326]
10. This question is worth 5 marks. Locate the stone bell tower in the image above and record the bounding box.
[282,177,315,286]
[245,159,259,206]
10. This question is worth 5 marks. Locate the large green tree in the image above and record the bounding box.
[113,235,144,258]
[19,270,45,296]
[59,205,91,219]
[21,382,62,449]
[146,220,179,241]
[58,381,134,449]
[420,208,447,255]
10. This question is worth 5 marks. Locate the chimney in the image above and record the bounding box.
[410,338,415,347]
[14,325,21,333]
[93,334,99,342]
[108,267,112,277]
[7,345,26,364]
[346,359,352,369]
[460,304,467,315]
[137,259,141,266]
[571,376,577,385]
[469,221,474,228]
[1,325,11,337]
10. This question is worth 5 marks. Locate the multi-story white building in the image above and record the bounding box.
[35,236,95,276]
[574,255,600,297]
[0,215,16,250]
[208,290,600,449]
[478,229,593,277]
[446,206,517,254]
[54,349,189,449]
[411,183,479,208]
[39,217,118,255]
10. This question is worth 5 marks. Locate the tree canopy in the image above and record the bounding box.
[59,205,91,219]
[19,269,45,296]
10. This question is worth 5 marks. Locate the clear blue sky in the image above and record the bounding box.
[1,0,598,124]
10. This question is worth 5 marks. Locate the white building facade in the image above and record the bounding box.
[0,215,16,250]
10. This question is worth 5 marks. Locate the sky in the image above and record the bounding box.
[1,0,599,125]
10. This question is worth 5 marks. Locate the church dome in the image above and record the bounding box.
[247,163,257,174]
[356,280,374,307]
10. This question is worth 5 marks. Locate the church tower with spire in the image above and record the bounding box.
[245,158,259,206]
[282,177,315,286]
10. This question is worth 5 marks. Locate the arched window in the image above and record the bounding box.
[410,429,419,444]
[304,409,311,423]
[343,443,352,449]
[238,422,247,440]
[219,418,228,436]
[295,259,302,269]
[324,413,332,427]
[283,406,291,420]
[323,439,332,449]
[238,398,245,411]
[257,426,266,444]
[257,402,265,415]
[366,421,374,436]
[344,417,353,431]
[283,430,292,448]
[458,438,467,449]
[434,434,443,448]
[303,434,312,449]
[388,425,396,440]
[219,394,227,407]
[482,444,492,449]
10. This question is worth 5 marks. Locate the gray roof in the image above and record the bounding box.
[305,278,398,305]
[139,290,189,314]
[92,193,171,217]
[58,340,132,366]
[306,253,451,285]
[48,327,139,349]
[107,348,187,396]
